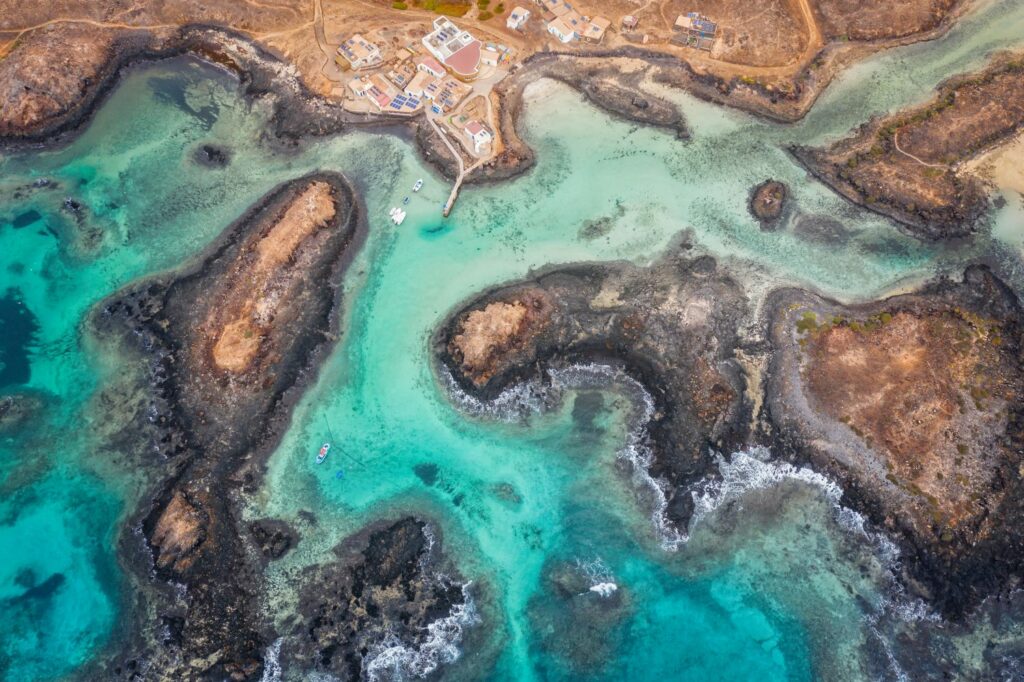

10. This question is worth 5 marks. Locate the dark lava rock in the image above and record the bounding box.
[248,518,298,560]
[287,517,473,680]
[749,180,788,228]
[438,252,749,531]
[193,143,231,168]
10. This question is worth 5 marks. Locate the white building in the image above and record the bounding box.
[337,34,382,69]
[507,6,530,30]
[547,17,576,42]
[422,17,482,79]
[416,56,446,79]
[464,120,493,153]
[548,10,585,42]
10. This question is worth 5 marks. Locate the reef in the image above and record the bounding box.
[528,558,631,674]
[94,171,363,679]
[793,52,1024,239]
[438,249,750,525]
[284,517,475,680]
[765,265,1024,618]
[748,180,789,228]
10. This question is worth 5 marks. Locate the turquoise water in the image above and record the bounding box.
[1,0,1023,678]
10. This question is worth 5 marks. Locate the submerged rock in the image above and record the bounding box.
[247,518,297,560]
[528,558,631,674]
[193,143,231,168]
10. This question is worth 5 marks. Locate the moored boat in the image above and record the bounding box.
[413,178,424,192]
[317,442,330,464]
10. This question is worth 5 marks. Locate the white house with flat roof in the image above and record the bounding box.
[422,17,482,79]
[337,34,382,69]
[464,120,493,153]
[507,6,530,30]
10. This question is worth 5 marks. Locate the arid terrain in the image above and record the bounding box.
[766,267,1024,617]
[0,0,974,153]
[794,53,1024,238]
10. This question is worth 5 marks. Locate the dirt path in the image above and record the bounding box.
[893,130,948,168]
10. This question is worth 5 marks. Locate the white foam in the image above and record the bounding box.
[589,582,619,598]
[363,581,478,681]
[260,638,283,682]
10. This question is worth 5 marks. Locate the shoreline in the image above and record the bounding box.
[0,3,981,191]
[90,170,367,680]
[435,256,1024,622]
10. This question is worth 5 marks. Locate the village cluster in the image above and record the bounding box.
[337,18,510,158]
[334,7,720,163]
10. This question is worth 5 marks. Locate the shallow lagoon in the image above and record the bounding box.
[1,0,1024,678]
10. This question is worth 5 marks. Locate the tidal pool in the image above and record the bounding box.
[1,0,1024,678]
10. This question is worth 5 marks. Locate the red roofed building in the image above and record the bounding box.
[463,120,493,153]
[416,56,446,79]
[444,40,482,80]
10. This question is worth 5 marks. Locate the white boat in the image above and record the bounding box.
[388,207,407,225]
[413,178,424,192]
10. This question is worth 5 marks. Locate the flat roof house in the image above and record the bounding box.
[507,7,531,30]
[337,34,383,70]
[416,56,446,79]
[404,70,437,98]
[422,17,482,80]
[582,16,611,42]
[464,120,493,153]
[547,17,576,42]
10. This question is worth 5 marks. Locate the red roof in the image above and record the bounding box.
[444,40,481,77]
[417,56,445,75]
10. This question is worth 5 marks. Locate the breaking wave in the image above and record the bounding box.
[444,363,931,625]
[363,581,479,681]
[260,638,283,682]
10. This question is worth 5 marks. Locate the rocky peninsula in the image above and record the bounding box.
[765,265,1024,618]
[793,52,1024,239]
[438,257,1024,620]
[437,249,750,526]
[95,172,364,679]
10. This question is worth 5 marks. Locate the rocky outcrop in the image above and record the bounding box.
[791,53,1024,239]
[765,266,1024,618]
[438,249,750,526]
[285,518,474,680]
[0,24,128,139]
[96,171,363,680]
[748,180,788,228]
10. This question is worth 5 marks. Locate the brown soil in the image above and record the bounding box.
[802,309,1020,534]
[794,53,1024,238]
[813,0,958,41]
[207,182,337,374]
[0,24,120,136]
[662,0,808,68]
[448,290,554,387]
[151,491,209,573]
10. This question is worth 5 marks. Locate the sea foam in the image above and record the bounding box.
[363,581,479,681]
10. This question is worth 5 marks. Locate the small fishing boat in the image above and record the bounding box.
[403,196,410,205]
[412,178,424,192]
[316,442,331,464]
